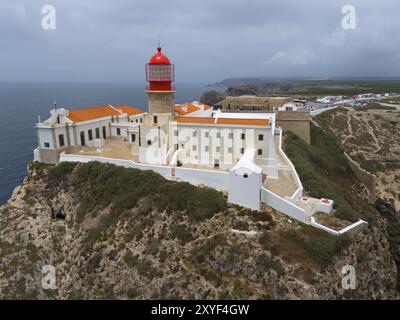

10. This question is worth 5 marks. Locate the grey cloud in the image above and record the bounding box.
[0,0,399,82]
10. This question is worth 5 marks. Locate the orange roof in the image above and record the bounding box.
[116,105,145,115]
[174,117,269,126]
[174,102,212,116]
[67,105,120,122]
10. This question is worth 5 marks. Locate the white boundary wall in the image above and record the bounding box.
[261,187,308,223]
[59,153,228,191]
[310,217,368,236]
[276,128,303,202]
[175,167,228,191]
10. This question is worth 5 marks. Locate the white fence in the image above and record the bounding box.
[59,153,229,191]
[277,128,303,202]
[310,217,368,236]
[175,166,229,191]
[261,187,308,223]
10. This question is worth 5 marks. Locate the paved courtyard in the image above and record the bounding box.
[70,139,139,161]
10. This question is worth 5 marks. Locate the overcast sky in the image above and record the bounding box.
[0,0,399,83]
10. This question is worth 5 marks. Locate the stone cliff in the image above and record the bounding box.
[0,158,399,299]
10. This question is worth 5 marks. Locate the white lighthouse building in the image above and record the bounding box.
[32,46,310,215]
[32,46,369,235]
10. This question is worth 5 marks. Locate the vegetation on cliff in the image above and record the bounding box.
[283,124,376,222]
[3,159,395,299]
[1,124,400,299]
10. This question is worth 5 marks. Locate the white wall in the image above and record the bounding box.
[138,146,167,165]
[59,153,229,191]
[310,217,367,236]
[175,166,229,191]
[261,187,307,223]
[228,169,261,210]
[277,128,303,201]
[33,148,40,161]
[37,127,54,149]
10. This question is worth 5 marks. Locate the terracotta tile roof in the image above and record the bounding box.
[115,105,145,115]
[174,117,269,126]
[67,105,121,122]
[174,102,212,116]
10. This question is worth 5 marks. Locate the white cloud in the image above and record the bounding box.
[265,46,317,67]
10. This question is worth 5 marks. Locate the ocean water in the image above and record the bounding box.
[0,82,214,204]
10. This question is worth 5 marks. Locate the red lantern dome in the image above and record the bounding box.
[145,46,175,91]
[149,46,171,65]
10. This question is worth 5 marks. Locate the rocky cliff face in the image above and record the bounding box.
[315,106,400,212]
[0,161,399,299]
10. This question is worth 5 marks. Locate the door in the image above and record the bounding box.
[80,131,85,146]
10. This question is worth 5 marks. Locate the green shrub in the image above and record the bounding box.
[127,287,139,299]
[170,224,193,244]
[283,226,350,268]
[256,253,285,277]
[259,231,271,249]
[124,251,139,268]
[233,220,249,231]
[192,234,227,263]
[250,211,273,223]
[159,250,168,263]
[147,239,160,255]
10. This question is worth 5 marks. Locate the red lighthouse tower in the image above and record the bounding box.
[145,46,175,114]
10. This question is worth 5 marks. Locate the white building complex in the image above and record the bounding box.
[33,46,366,235]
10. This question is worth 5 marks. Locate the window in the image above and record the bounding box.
[174,130,178,136]
[88,129,93,141]
[192,145,197,151]
[228,147,233,153]
[216,132,221,138]
[216,146,220,152]
[243,173,248,178]
[136,119,138,123]
[131,134,136,142]
[102,126,106,139]
[140,118,143,123]
[228,132,233,139]
[95,128,100,139]
[205,146,209,152]
[240,148,244,154]
[153,116,158,124]
[117,128,121,136]
[258,149,263,156]
[175,144,179,150]
[205,131,209,138]
[44,142,50,148]
[58,134,65,147]
[193,131,197,137]
[258,134,264,141]
[241,133,245,140]
[147,140,152,146]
